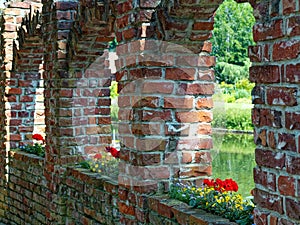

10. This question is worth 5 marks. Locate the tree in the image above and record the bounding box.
[211,0,255,84]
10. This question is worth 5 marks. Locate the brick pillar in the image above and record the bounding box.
[42,0,114,222]
[115,1,217,223]
[0,14,8,222]
[249,1,300,224]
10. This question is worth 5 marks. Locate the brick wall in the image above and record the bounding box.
[0,12,8,222]
[1,0,300,224]
[249,1,300,224]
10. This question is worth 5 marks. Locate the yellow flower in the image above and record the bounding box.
[225,196,230,202]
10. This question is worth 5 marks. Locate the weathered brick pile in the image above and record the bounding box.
[0,0,299,224]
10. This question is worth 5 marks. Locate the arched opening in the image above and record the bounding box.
[210,0,256,197]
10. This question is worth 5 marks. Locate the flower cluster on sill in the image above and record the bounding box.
[19,134,45,157]
[169,178,255,225]
[80,146,120,178]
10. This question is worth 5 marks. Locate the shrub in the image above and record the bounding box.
[212,103,253,131]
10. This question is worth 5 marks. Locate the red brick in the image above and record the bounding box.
[278,176,295,196]
[268,131,276,149]
[176,111,212,123]
[142,110,172,121]
[132,123,161,136]
[132,96,160,108]
[142,82,174,94]
[177,83,214,95]
[189,32,211,41]
[253,19,284,42]
[195,151,211,164]
[249,45,262,62]
[182,151,192,163]
[132,180,158,193]
[278,133,296,152]
[253,208,268,225]
[165,19,189,31]
[135,137,166,152]
[283,0,296,14]
[285,63,300,83]
[255,148,285,169]
[254,167,276,191]
[251,85,265,104]
[55,2,78,10]
[198,69,214,81]
[117,1,133,14]
[164,97,193,109]
[253,189,283,214]
[193,21,214,30]
[177,137,213,150]
[179,165,212,177]
[252,108,282,128]
[286,155,300,175]
[196,97,213,109]
[285,198,300,220]
[250,65,280,83]
[123,28,137,41]
[166,68,196,80]
[266,87,297,106]
[269,215,278,225]
[273,40,300,61]
[134,153,161,166]
[285,112,300,130]
[7,88,22,95]
[140,0,159,8]
[197,124,212,135]
[118,202,135,216]
[20,96,34,102]
[287,16,300,37]
[278,218,295,225]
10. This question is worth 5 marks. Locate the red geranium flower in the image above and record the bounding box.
[94,153,102,160]
[32,134,45,142]
[203,178,238,193]
[105,146,120,158]
[203,179,214,187]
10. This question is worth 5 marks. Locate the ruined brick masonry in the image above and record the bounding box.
[0,0,300,224]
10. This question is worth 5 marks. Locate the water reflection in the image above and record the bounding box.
[212,133,256,197]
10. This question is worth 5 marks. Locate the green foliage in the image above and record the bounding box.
[214,60,251,84]
[110,81,119,121]
[211,0,255,83]
[212,103,253,131]
[19,144,45,157]
[211,0,255,65]
[108,38,118,52]
[110,81,118,99]
[215,79,254,103]
[110,104,119,121]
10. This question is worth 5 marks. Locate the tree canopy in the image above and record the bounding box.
[211,0,255,84]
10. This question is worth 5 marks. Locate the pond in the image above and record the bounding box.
[211,132,256,198]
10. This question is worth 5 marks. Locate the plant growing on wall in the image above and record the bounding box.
[170,178,255,225]
[19,134,45,157]
[80,147,120,178]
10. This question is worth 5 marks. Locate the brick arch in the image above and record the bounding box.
[48,0,117,157]
[7,7,45,149]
